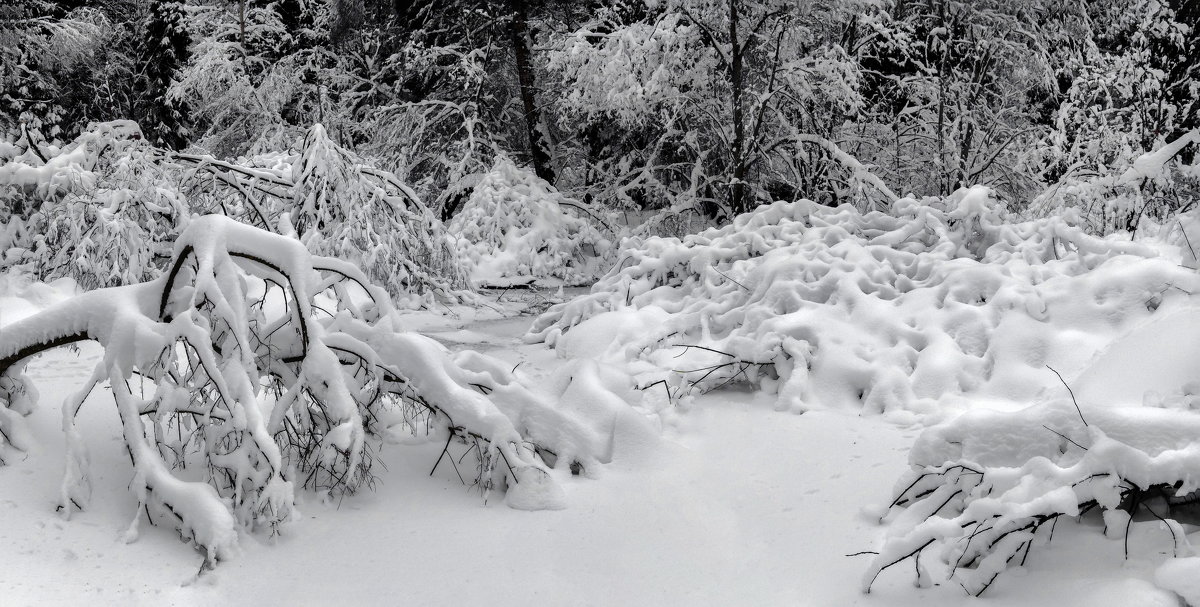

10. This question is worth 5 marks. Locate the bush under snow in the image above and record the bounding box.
[447,156,614,287]
[864,398,1200,595]
[529,187,1199,418]
[1,121,469,304]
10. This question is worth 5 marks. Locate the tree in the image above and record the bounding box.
[1031,0,1200,232]
[136,0,191,149]
[852,0,1068,202]
[0,0,106,139]
[506,0,555,183]
[548,0,875,218]
[0,215,610,564]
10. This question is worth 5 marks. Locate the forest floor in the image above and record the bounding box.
[0,284,1188,606]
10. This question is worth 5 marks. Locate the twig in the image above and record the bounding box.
[1046,365,1087,427]
[710,264,750,291]
[1042,425,1088,451]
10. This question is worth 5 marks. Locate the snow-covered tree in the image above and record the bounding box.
[287,124,469,303]
[2,120,469,302]
[851,0,1066,202]
[447,156,614,286]
[0,0,107,139]
[0,120,173,290]
[0,215,616,564]
[136,0,192,150]
[1031,0,1200,232]
[169,0,334,156]
[548,0,876,216]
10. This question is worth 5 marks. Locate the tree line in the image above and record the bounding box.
[2,0,1198,232]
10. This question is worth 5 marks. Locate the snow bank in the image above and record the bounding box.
[530,187,1198,416]
[447,157,614,287]
[1156,557,1200,605]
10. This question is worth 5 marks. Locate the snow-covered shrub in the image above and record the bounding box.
[2,121,469,303]
[1,121,183,289]
[172,125,470,304]
[529,187,1199,416]
[0,120,143,206]
[1031,130,1200,234]
[447,156,614,287]
[288,124,468,303]
[0,216,612,564]
[863,399,1200,596]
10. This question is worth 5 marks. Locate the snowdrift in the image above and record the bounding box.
[447,157,614,287]
[529,187,1200,417]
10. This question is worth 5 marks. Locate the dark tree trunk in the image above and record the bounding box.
[728,0,747,215]
[507,0,555,183]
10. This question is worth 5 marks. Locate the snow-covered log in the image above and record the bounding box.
[0,215,607,565]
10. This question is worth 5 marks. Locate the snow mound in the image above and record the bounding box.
[447,157,614,287]
[529,187,1198,416]
[1156,557,1200,605]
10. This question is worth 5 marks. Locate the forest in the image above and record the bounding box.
[3,0,1200,604]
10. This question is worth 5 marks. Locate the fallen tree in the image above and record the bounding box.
[0,215,609,566]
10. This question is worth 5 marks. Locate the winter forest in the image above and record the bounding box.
[2,0,1200,604]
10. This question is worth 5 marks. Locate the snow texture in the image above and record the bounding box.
[530,186,1197,418]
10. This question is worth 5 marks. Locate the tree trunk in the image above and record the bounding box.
[728,0,747,215]
[507,0,555,183]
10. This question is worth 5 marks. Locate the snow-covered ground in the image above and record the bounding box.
[0,279,1194,606]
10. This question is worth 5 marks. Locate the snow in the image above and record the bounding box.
[531,188,1194,423]
[5,184,1200,604]
[1156,557,1200,606]
[1073,302,1200,408]
[0,275,1197,605]
[447,156,614,287]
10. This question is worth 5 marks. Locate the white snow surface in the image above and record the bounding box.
[531,187,1197,423]
[1,275,1198,605]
